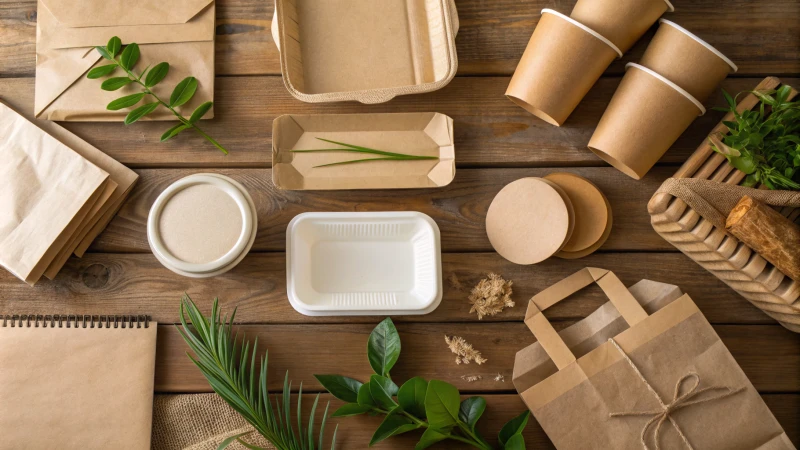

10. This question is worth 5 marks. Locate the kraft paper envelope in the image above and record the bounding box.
[35,0,216,121]
[0,102,109,285]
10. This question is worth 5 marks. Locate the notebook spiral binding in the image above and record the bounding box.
[1,314,150,328]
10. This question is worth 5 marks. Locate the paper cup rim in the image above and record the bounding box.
[658,19,738,72]
[662,0,675,12]
[541,9,623,58]
[625,63,706,115]
[147,173,255,274]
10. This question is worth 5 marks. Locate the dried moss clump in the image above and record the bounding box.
[469,273,514,320]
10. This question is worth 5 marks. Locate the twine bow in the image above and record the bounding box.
[608,339,746,450]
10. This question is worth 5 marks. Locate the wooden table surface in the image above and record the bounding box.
[2,0,799,448]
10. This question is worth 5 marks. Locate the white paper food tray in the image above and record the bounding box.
[286,212,443,316]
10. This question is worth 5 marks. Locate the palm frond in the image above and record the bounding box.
[177,294,336,450]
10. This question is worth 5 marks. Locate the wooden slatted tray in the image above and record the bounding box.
[648,77,800,332]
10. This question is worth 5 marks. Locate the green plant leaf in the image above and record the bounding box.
[217,432,253,450]
[503,433,526,450]
[314,375,362,403]
[398,377,428,419]
[458,397,486,430]
[357,382,377,407]
[87,64,117,79]
[369,375,399,410]
[368,317,401,377]
[190,101,214,123]
[145,62,170,87]
[723,90,736,110]
[124,102,159,125]
[414,428,450,450]
[370,412,420,446]
[107,93,145,111]
[95,46,114,60]
[107,36,122,57]
[101,77,132,91]
[170,76,198,107]
[160,124,189,142]
[498,411,530,446]
[120,43,140,70]
[424,380,460,429]
[331,403,372,418]
[731,155,757,174]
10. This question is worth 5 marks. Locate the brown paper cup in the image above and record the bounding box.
[639,19,738,103]
[570,0,673,53]
[588,63,704,180]
[506,9,621,126]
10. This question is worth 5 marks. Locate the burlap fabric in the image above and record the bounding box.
[152,394,273,450]
[656,178,800,229]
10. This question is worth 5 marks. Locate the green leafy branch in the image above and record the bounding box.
[315,318,530,449]
[88,37,228,154]
[711,85,800,190]
[177,295,336,450]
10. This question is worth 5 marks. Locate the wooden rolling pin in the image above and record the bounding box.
[726,195,800,282]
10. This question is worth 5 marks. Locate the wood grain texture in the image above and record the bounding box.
[1,0,798,78]
[0,252,778,325]
[153,393,797,449]
[0,77,797,168]
[153,323,800,393]
[83,167,674,253]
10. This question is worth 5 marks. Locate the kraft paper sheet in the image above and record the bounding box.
[0,102,109,285]
[514,268,794,449]
[0,322,157,449]
[35,0,215,121]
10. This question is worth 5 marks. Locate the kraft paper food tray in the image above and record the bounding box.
[271,0,459,104]
[35,0,215,121]
[272,112,456,190]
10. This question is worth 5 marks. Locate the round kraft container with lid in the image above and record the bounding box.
[148,173,258,278]
[543,173,613,259]
[486,177,573,265]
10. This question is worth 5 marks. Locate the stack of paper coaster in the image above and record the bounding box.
[486,173,612,265]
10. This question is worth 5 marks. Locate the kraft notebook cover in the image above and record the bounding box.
[0,315,157,449]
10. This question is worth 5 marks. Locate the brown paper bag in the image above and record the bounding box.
[0,102,109,285]
[35,0,215,121]
[514,268,795,450]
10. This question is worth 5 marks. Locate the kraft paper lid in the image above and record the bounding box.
[544,173,611,253]
[486,178,572,265]
[148,174,255,275]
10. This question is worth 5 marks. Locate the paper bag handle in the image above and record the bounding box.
[524,268,649,370]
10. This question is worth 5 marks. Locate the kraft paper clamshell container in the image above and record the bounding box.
[286,212,442,316]
[148,174,257,278]
[506,9,622,126]
[271,0,459,104]
[570,0,674,53]
[639,19,738,103]
[588,63,705,180]
[272,113,455,190]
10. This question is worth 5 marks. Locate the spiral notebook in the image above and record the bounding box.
[0,315,157,449]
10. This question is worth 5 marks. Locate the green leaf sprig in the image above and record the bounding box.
[177,295,337,450]
[291,138,439,168]
[88,37,228,154]
[711,85,800,190]
[315,318,531,450]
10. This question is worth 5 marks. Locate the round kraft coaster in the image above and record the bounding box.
[539,177,576,251]
[486,177,571,265]
[544,172,611,253]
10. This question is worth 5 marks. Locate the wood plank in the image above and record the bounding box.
[153,393,796,449]
[2,1,798,77]
[153,323,800,393]
[83,166,674,253]
[0,252,779,326]
[0,77,796,168]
